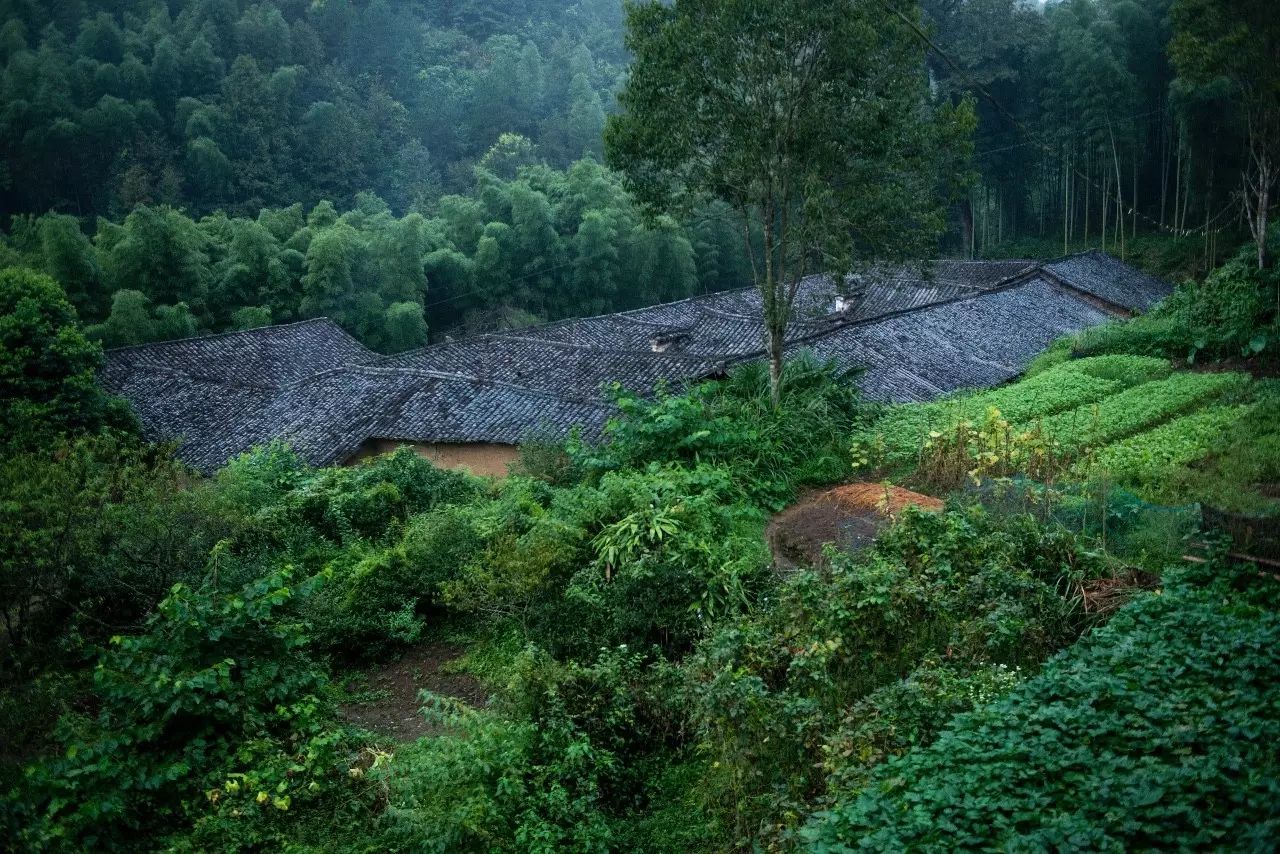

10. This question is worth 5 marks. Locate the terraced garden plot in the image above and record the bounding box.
[859,356,1174,469]
[1075,405,1254,489]
[1039,371,1251,451]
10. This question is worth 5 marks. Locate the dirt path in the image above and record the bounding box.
[768,482,943,569]
[339,642,488,741]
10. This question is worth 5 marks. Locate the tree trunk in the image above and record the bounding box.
[1101,172,1109,253]
[1063,150,1070,255]
[1110,125,1125,260]
[768,324,785,407]
[1244,141,1274,270]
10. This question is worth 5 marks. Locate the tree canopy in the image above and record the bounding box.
[0,267,130,451]
[606,0,974,400]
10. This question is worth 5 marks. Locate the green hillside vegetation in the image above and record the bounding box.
[851,239,1280,518]
[4,0,1280,850]
[806,558,1280,851]
[4,257,1280,849]
[0,0,629,220]
[0,161,748,351]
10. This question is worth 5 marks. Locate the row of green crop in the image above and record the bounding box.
[857,355,1171,470]
[1075,404,1253,487]
[856,356,1268,511]
[1038,371,1251,452]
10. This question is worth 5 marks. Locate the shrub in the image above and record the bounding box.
[374,695,614,852]
[15,567,352,849]
[443,465,771,658]
[0,436,244,661]
[685,506,1110,847]
[306,505,487,656]
[819,660,1023,800]
[806,562,1280,850]
[274,448,479,545]
[580,355,866,508]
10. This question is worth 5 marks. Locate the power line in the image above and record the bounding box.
[972,107,1165,158]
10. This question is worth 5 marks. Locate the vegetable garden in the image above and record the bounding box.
[853,355,1279,517]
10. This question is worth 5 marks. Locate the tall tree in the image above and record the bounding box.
[1171,0,1280,269]
[0,268,123,451]
[606,0,973,403]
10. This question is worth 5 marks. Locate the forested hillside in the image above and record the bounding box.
[3,0,1273,350]
[0,0,754,348]
[927,0,1275,267]
[2,1,1279,850]
[0,0,625,217]
[0,162,747,351]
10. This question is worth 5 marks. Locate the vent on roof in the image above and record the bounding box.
[649,330,691,353]
[831,289,865,315]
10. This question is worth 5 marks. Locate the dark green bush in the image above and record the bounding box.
[684,505,1111,847]
[579,355,867,508]
[13,567,354,849]
[279,448,480,545]
[0,436,244,664]
[443,464,771,658]
[306,505,487,656]
[374,695,615,852]
[806,560,1280,850]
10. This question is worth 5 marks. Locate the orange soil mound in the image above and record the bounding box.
[821,482,944,516]
[768,482,943,568]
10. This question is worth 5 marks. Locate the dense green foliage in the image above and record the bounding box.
[5,2,1279,851]
[1074,233,1280,361]
[0,267,130,450]
[0,0,627,219]
[925,0,1264,269]
[807,559,1280,850]
[580,357,868,508]
[16,568,344,850]
[1,159,748,350]
[686,505,1111,846]
[5,332,1278,849]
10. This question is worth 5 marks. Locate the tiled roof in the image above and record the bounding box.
[801,276,1112,403]
[102,253,1171,474]
[102,318,380,389]
[1042,250,1173,312]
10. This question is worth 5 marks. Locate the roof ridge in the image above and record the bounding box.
[460,331,732,362]
[721,268,1049,367]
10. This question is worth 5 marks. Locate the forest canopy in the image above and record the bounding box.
[1,0,1271,349]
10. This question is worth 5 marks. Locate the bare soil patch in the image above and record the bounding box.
[340,642,488,741]
[768,482,944,568]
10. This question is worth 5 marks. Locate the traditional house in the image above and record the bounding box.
[102,250,1172,476]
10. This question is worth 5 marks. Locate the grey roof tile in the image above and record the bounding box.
[102,254,1158,474]
[1042,250,1173,312]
